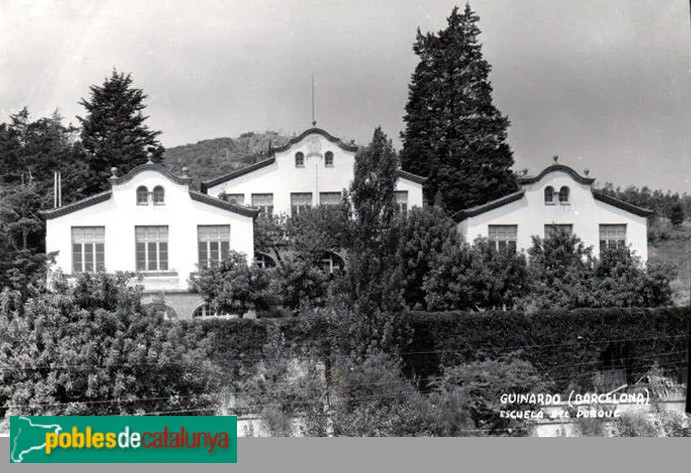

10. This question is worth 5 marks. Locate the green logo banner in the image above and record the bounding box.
[9,416,238,463]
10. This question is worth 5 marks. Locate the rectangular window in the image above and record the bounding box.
[291,193,313,216]
[599,224,627,251]
[395,191,409,213]
[251,193,274,216]
[72,227,105,273]
[198,225,231,268]
[544,224,573,238]
[223,193,245,205]
[135,226,169,272]
[319,192,342,206]
[488,225,517,252]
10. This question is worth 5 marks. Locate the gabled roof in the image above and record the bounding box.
[109,162,193,186]
[452,191,526,222]
[200,159,428,193]
[519,164,595,185]
[39,191,113,220]
[396,169,427,184]
[591,190,653,217]
[201,157,276,193]
[40,164,260,220]
[450,186,654,222]
[189,191,260,218]
[270,127,359,153]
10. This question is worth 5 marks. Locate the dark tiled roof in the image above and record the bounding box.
[591,190,654,217]
[201,159,427,193]
[452,191,526,222]
[271,127,359,153]
[519,164,595,185]
[39,191,113,219]
[200,157,276,193]
[189,191,260,218]
[396,169,427,184]
[110,162,193,186]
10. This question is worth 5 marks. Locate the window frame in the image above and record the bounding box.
[319,192,342,207]
[135,226,169,272]
[599,224,627,251]
[136,186,149,205]
[153,185,165,205]
[71,226,105,273]
[544,224,574,238]
[291,192,313,216]
[197,225,231,269]
[394,190,409,214]
[488,224,518,253]
[544,186,555,205]
[324,151,334,167]
[295,152,305,168]
[559,186,570,204]
[251,193,274,216]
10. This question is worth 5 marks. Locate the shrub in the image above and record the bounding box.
[0,272,221,416]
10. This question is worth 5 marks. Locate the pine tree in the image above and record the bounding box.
[77,70,164,194]
[400,4,518,212]
[669,202,684,228]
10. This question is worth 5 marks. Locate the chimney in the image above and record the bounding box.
[53,170,62,208]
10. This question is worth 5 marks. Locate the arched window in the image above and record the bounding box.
[544,186,554,204]
[559,186,570,203]
[137,186,149,205]
[295,152,305,167]
[318,251,345,275]
[324,151,334,167]
[153,185,165,204]
[254,252,277,269]
[192,303,229,318]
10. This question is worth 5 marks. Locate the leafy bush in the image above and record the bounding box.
[0,272,221,417]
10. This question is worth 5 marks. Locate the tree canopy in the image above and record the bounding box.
[400,4,518,212]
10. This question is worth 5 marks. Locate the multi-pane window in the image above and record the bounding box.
[295,152,305,167]
[544,186,554,204]
[599,224,627,251]
[136,226,169,272]
[137,186,149,205]
[198,225,230,268]
[544,224,573,238]
[291,193,312,216]
[251,193,274,216]
[153,186,165,204]
[395,191,409,213]
[488,225,517,252]
[319,192,342,206]
[223,193,245,205]
[325,151,334,167]
[72,227,105,273]
[318,253,344,274]
[559,186,570,203]
[255,252,277,269]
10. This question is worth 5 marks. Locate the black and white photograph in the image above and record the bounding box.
[1,0,690,443]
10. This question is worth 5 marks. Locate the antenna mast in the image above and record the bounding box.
[311,73,317,127]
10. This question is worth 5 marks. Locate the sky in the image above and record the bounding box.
[1,0,690,192]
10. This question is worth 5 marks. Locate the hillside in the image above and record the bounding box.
[648,218,691,306]
[163,131,293,189]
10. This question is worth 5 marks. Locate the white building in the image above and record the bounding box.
[453,162,652,261]
[41,161,258,319]
[201,127,426,217]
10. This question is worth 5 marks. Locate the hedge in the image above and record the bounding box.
[183,307,690,392]
[402,307,690,391]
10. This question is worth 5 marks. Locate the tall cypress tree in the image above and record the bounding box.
[77,70,164,193]
[400,4,518,212]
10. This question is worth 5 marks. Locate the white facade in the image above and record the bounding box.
[454,164,651,261]
[42,163,258,318]
[201,128,425,215]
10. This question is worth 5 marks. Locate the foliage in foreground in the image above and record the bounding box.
[0,272,221,417]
